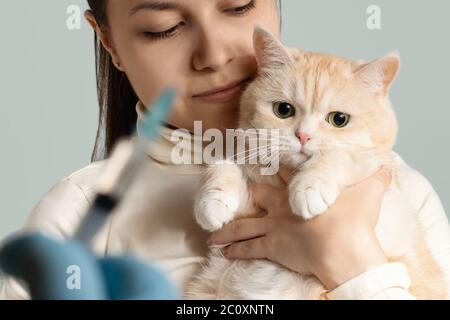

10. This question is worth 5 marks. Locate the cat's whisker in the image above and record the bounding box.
[237,147,281,165]
[246,150,282,175]
[259,153,280,167]
[231,146,273,160]
[257,148,281,163]
[237,137,291,145]
[231,144,286,159]
[243,149,279,162]
[235,150,265,162]
[239,127,291,140]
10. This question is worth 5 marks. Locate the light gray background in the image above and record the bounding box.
[0,0,449,240]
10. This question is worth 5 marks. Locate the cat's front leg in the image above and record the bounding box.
[289,153,351,220]
[194,160,248,232]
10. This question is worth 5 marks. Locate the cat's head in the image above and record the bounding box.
[240,26,400,168]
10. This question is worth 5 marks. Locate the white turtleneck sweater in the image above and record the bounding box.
[1,102,450,300]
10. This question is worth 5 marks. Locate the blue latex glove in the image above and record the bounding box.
[0,233,178,300]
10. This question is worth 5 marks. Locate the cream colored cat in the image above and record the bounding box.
[187,26,446,299]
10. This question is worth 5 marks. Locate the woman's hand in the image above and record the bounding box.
[207,167,392,290]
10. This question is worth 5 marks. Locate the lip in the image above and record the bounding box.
[192,78,250,103]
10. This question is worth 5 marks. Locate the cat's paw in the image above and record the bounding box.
[289,177,339,220]
[194,192,239,232]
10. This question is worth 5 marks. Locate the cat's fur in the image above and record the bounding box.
[186,26,447,299]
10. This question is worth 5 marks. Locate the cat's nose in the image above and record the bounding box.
[295,132,312,145]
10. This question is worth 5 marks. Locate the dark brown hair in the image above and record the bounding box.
[87,0,282,162]
[87,0,138,162]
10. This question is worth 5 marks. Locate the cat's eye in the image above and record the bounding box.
[326,112,350,128]
[273,102,296,119]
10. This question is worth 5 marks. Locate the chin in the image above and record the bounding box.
[280,152,311,168]
[190,105,239,127]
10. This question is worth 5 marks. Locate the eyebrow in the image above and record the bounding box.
[129,1,179,16]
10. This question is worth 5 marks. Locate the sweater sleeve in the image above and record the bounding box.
[327,262,415,300]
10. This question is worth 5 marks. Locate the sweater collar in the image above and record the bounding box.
[135,101,205,175]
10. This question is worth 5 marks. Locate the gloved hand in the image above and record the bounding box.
[0,232,178,300]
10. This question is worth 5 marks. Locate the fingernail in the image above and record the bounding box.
[378,166,393,188]
[380,166,392,178]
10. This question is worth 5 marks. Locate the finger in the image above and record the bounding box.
[344,167,392,226]
[346,167,392,193]
[209,218,269,245]
[277,166,294,185]
[250,183,284,211]
[358,167,393,196]
[223,237,268,260]
[371,167,393,191]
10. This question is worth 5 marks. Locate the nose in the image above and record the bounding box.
[192,29,234,72]
[296,132,312,145]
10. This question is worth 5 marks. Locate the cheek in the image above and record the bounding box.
[218,3,280,60]
[243,100,273,126]
[255,0,281,36]
[283,133,301,152]
[306,121,341,149]
[128,65,170,105]
[315,124,373,150]
[120,40,190,105]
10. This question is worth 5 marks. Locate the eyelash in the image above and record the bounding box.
[143,23,184,40]
[143,0,257,40]
[226,0,256,16]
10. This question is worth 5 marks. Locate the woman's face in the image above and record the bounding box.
[88,0,280,131]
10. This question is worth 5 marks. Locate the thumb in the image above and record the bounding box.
[368,167,393,194]
[354,167,393,227]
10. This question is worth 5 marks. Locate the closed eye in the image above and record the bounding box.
[143,22,185,40]
[224,0,256,16]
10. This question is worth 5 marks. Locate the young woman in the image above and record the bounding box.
[2,0,449,299]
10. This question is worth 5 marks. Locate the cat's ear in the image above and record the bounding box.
[353,51,401,97]
[253,25,292,71]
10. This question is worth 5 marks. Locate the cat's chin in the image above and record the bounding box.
[281,152,313,168]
